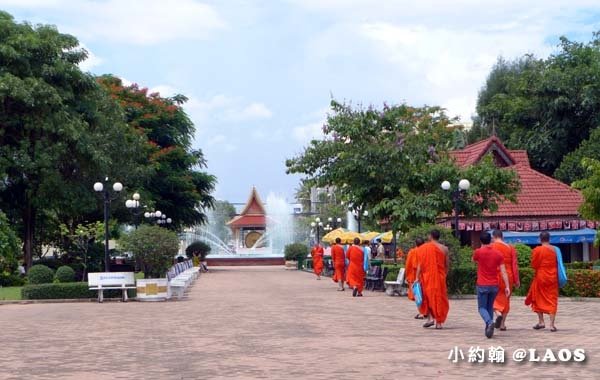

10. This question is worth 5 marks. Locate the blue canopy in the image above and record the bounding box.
[500,228,597,245]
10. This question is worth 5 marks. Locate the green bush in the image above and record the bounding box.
[398,224,461,266]
[447,267,477,295]
[120,225,180,278]
[513,268,534,296]
[185,241,212,260]
[383,264,404,281]
[0,211,21,275]
[284,243,309,261]
[27,265,55,285]
[457,246,476,269]
[565,261,593,270]
[560,269,600,297]
[22,283,136,300]
[55,266,76,283]
[515,243,532,268]
[0,272,25,287]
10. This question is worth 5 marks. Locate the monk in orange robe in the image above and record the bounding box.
[311,244,324,280]
[346,237,365,297]
[416,229,449,329]
[404,237,425,319]
[331,237,346,291]
[491,230,520,331]
[525,231,559,331]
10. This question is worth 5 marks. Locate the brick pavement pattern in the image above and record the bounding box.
[0,266,597,379]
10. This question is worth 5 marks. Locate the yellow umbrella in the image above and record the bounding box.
[375,231,394,243]
[360,231,381,241]
[322,228,346,244]
[340,231,362,244]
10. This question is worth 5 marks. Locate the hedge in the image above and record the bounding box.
[22,283,136,300]
[55,266,76,283]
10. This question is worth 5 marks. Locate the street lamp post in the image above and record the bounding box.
[350,207,368,233]
[441,179,471,239]
[94,178,123,272]
[125,192,142,228]
[145,210,172,227]
[310,217,324,243]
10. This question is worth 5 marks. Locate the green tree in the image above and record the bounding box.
[555,128,600,184]
[0,12,146,268]
[120,225,179,278]
[208,200,236,243]
[97,75,216,228]
[185,241,211,260]
[59,221,103,280]
[573,158,600,221]
[472,33,600,177]
[0,211,21,274]
[286,100,520,239]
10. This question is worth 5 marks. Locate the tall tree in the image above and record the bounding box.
[286,100,519,235]
[0,12,145,268]
[97,75,216,228]
[471,33,600,177]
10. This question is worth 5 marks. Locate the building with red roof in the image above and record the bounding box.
[445,136,598,262]
[227,187,267,249]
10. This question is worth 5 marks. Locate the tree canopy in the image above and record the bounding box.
[286,100,520,233]
[470,33,600,177]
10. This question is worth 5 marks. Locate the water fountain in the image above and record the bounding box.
[179,191,295,260]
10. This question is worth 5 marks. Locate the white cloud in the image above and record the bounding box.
[1,0,226,45]
[292,121,324,143]
[184,94,273,123]
[77,44,103,72]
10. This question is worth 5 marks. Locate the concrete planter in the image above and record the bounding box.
[136,278,168,301]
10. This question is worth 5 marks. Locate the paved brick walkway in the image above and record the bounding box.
[0,266,597,379]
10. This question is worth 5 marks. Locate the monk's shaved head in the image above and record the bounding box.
[335,237,341,244]
[415,237,424,246]
[492,230,503,238]
[429,229,441,241]
[540,231,550,243]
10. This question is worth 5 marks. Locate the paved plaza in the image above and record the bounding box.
[0,266,597,379]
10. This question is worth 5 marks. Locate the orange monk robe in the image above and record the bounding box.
[526,245,558,314]
[404,247,420,301]
[311,245,324,276]
[331,244,346,283]
[418,242,449,323]
[345,245,365,292]
[492,241,519,314]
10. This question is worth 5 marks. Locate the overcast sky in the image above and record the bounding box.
[2,0,600,203]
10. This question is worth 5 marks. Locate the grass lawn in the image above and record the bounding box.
[0,287,22,300]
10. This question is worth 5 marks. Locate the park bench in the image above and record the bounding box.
[365,266,380,290]
[167,260,200,300]
[88,272,136,303]
[384,268,406,296]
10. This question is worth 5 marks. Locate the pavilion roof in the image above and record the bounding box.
[449,136,583,218]
[227,187,267,228]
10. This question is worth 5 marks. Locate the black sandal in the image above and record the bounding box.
[352,287,358,297]
[494,315,503,329]
[550,327,557,332]
[423,321,434,328]
[414,314,424,319]
[533,324,545,330]
[499,327,507,331]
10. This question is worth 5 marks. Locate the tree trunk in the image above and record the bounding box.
[23,201,35,271]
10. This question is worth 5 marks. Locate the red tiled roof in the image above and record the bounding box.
[485,165,582,216]
[450,136,582,218]
[227,215,266,228]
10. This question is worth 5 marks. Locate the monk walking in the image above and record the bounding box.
[491,230,520,331]
[331,237,346,291]
[416,230,449,329]
[405,237,425,319]
[346,237,366,297]
[526,232,559,332]
[311,243,324,280]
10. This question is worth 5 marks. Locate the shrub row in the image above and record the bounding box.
[22,283,136,300]
[381,264,599,298]
[0,272,25,287]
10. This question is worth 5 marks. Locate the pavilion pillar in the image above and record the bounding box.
[583,242,590,262]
